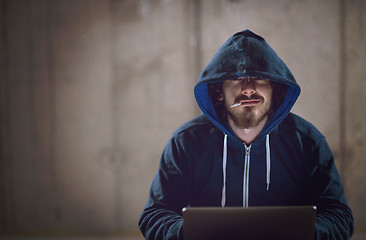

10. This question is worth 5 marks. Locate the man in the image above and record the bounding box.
[139,30,354,239]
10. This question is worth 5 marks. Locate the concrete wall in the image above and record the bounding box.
[1,0,365,237]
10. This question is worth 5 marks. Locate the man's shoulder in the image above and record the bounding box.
[173,114,220,139]
[279,112,325,141]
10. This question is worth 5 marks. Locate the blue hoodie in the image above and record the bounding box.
[139,30,353,240]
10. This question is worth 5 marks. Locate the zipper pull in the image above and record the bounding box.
[244,144,251,155]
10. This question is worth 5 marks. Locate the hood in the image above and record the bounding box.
[194,29,301,140]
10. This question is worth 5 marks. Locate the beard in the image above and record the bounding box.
[227,106,269,129]
[225,94,271,129]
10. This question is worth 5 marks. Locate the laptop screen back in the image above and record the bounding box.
[182,206,316,240]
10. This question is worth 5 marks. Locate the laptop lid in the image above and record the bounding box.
[182,206,317,240]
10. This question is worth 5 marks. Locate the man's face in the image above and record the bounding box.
[221,77,273,129]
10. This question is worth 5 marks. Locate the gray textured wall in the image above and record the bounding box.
[1,0,366,238]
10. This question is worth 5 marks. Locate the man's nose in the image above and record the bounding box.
[241,79,256,96]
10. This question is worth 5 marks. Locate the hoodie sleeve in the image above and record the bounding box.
[139,136,191,240]
[308,138,354,240]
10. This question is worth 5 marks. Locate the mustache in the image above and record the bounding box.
[235,94,264,102]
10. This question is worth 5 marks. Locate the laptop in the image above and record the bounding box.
[182,206,316,240]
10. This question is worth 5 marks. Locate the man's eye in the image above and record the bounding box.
[254,79,269,84]
[230,80,243,85]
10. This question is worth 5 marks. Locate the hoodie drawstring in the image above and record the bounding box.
[221,134,271,207]
[221,134,228,207]
[266,134,271,190]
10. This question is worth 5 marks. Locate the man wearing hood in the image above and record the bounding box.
[139,30,354,240]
